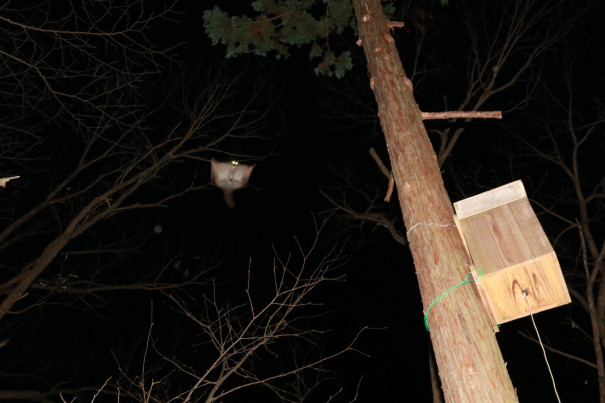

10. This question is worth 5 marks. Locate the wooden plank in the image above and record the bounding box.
[453,215,471,262]
[458,198,553,274]
[454,180,526,219]
[470,265,500,330]
[475,253,571,324]
[453,179,571,325]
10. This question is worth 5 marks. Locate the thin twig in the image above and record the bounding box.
[369,148,391,179]
[518,331,597,369]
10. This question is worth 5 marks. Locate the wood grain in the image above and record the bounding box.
[455,180,571,324]
[454,180,526,219]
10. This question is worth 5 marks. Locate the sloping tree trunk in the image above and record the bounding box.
[352,1,517,401]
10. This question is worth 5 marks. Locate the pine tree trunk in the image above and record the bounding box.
[351,1,518,401]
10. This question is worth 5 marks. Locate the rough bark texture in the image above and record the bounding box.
[352,1,518,401]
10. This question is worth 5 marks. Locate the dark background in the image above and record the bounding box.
[0,1,603,402]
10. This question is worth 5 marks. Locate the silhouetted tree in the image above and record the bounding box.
[503,53,605,401]
[203,0,596,400]
[0,1,308,399]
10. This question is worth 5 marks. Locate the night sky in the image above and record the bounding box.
[0,1,604,402]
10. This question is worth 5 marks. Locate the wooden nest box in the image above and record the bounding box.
[453,180,571,327]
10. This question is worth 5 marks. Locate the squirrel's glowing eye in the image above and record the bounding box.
[231,160,239,166]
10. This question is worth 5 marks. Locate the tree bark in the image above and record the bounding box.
[351,1,517,401]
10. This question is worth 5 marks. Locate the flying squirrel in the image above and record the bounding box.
[210,159,255,208]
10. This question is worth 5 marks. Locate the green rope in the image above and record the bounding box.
[424,271,479,331]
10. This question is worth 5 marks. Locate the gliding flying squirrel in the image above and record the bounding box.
[210,159,255,208]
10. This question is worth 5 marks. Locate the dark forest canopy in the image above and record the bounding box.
[0,0,603,401]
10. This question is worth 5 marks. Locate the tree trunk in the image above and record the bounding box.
[351,1,517,401]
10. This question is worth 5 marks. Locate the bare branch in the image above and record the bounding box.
[518,331,597,369]
[421,110,502,120]
[115,229,368,402]
[321,190,406,246]
[369,148,391,179]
